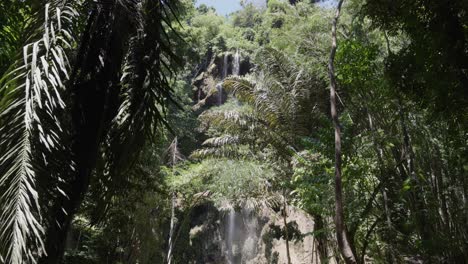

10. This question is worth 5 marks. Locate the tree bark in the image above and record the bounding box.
[282,191,292,264]
[359,217,381,264]
[367,112,396,262]
[39,2,129,262]
[167,192,176,264]
[397,99,431,256]
[328,0,357,263]
[313,214,329,262]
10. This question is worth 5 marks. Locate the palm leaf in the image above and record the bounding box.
[0,2,77,263]
[0,1,32,76]
[202,135,240,147]
[84,0,182,224]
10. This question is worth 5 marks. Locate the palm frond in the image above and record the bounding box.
[0,2,77,263]
[190,146,241,159]
[202,135,240,147]
[224,47,325,137]
[223,76,257,106]
[199,109,252,129]
[85,0,183,223]
[0,1,31,76]
[111,0,180,145]
[196,104,297,162]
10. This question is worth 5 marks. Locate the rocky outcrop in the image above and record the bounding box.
[178,202,336,264]
[192,51,252,110]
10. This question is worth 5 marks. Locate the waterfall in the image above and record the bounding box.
[216,53,229,106]
[316,0,337,8]
[224,205,260,264]
[233,49,240,76]
[216,83,223,106]
[223,52,229,79]
[226,208,236,264]
[241,207,258,262]
[217,51,241,106]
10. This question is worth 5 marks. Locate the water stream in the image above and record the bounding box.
[233,49,240,76]
[226,208,236,264]
[217,53,230,105]
[216,83,223,106]
[225,205,259,264]
[218,51,242,106]
[223,52,229,79]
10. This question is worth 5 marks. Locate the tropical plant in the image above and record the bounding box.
[0,0,182,263]
[362,0,468,123]
[2,0,467,263]
[328,0,357,262]
[0,0,32,76]
[201,47,327,156]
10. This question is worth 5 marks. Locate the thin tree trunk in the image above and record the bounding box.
[367,112,395,262]
[434,148,450,232]
[313,214,329,262]
[328,0,357,263]
[359,217,381,264]
[397,99,431,250]
[167,192,176,264]
[167,137,182,264]
[282,191,292,264]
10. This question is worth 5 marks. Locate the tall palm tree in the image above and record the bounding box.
[0,0,181,263]
[191,47,328,263]
[212,47,326,154]
[194,46,327,194]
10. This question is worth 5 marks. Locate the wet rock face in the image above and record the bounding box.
[238,59,251,76]
[212,51,251,79]
[187,203,225,263]
[181,202,331,264]
[192,51,252,110]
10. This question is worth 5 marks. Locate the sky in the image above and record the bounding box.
[195,0,264,16]
[195,0,336,16]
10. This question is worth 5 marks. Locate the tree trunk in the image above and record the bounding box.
[39,2,129,262]
[282,191,292,264]
[167,192,176,264]
[367,112,396,262]
[328,0,357,263]
[313,214,329,262]
[397,99,431,256]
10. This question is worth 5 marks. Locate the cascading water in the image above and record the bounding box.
[232,50,242,106]
[241,207,259,262]
[218,51,241,106]
[316,0,337,7]
[223,52,229,79]
[226,208,236,264]
[233,49,240,76]
[223,205,260,264]
[216,83,223,106]
[217,53,230,106]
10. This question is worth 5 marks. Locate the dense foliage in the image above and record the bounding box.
[0,0,466,263]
